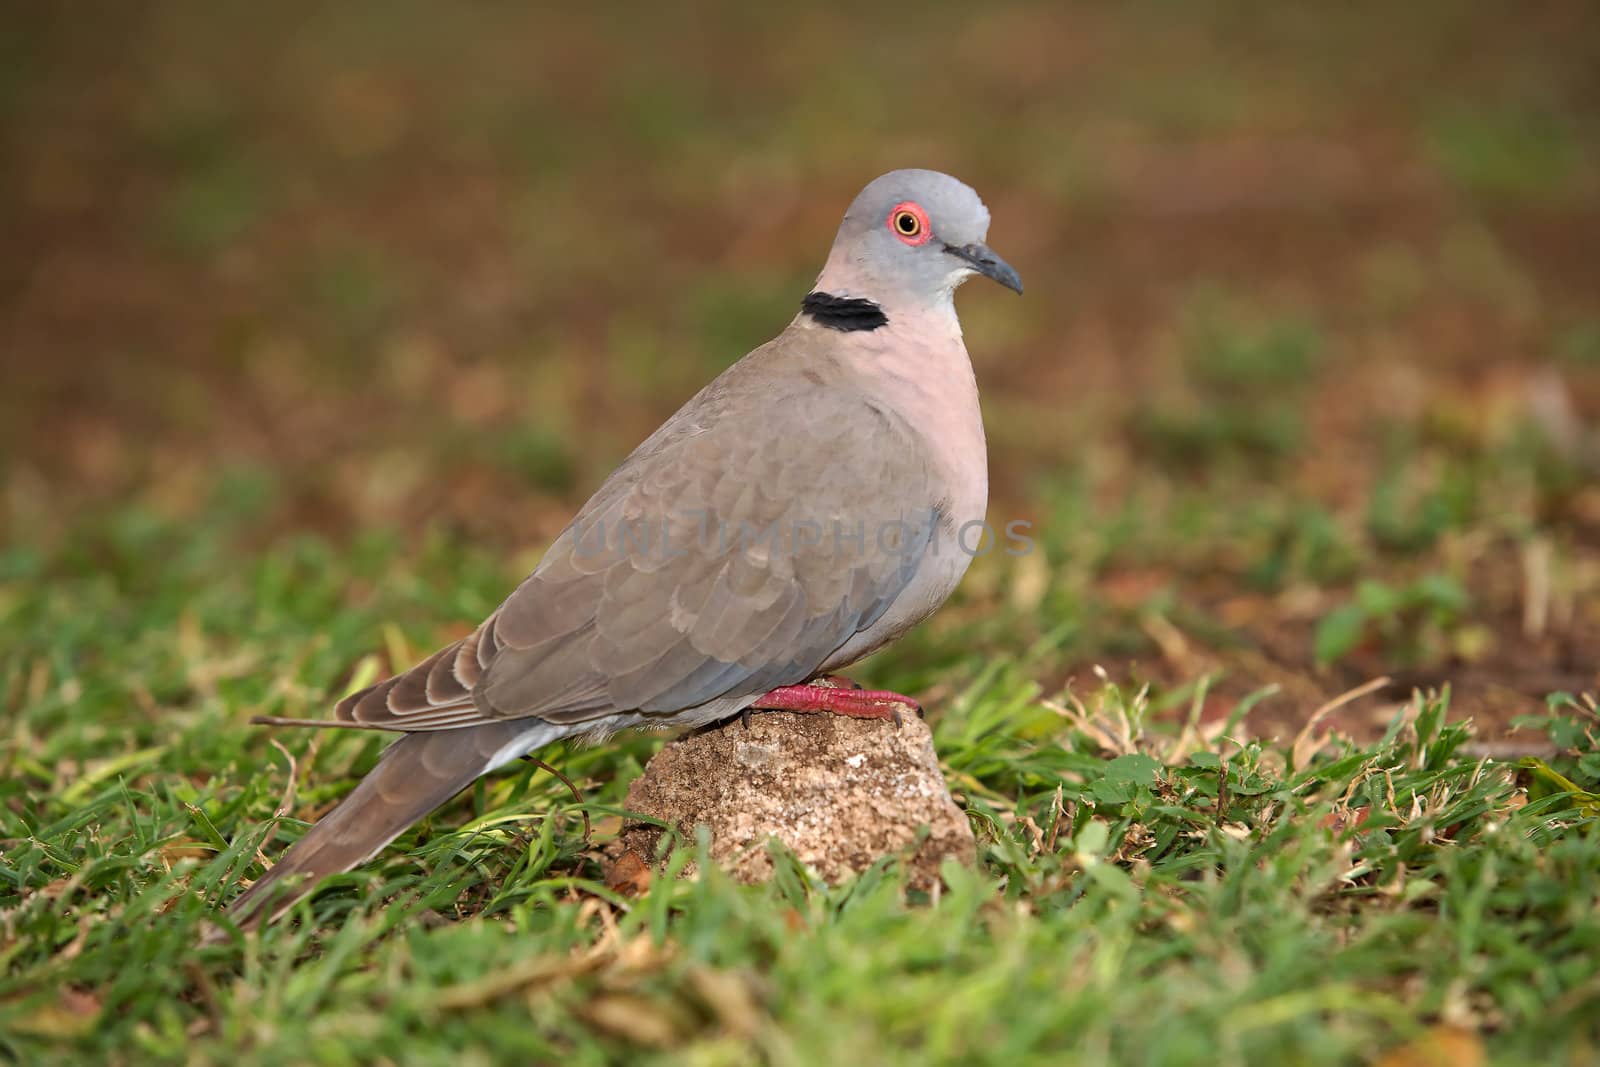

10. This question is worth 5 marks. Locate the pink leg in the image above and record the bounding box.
[747,681,921,725]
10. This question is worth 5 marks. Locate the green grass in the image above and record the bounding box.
[1130,298,1327,470]
[4,3,1600,1063]
[1425,105,1593,203]
[2,503,1598,1065]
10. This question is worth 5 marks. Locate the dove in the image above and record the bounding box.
[224,168,1022,929]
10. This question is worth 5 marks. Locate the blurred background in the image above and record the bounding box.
[4,2,1598,739]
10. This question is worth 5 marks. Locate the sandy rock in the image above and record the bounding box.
[619,711,975,890]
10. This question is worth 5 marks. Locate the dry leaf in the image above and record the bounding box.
[434,953,604,1010]
[1373,1025,1484,1067]
[580,993,686,1048]
[686,965,765,1039]
[605,851,653,896]
[1318,805,1372,835]
[9,987,102,1038]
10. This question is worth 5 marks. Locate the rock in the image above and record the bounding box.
[619,711,976,890]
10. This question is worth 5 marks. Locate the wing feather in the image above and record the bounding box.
[333,352,942,733]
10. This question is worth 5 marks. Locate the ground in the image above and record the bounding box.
[1,4,1598,1064]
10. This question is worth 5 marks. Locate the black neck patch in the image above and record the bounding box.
[800,291,888,332]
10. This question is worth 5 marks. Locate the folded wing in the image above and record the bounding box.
[336,375,939,731]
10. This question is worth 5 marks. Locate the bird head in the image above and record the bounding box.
[817,169,1023,304]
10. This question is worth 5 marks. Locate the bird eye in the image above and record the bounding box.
[887,201,931,246]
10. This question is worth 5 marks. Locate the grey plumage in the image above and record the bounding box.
[224,720,558,928]
[224,169,1021,928]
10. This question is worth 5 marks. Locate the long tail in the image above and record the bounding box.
[224,720,552,930]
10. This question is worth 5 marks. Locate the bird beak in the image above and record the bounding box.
[943,241,1024,294]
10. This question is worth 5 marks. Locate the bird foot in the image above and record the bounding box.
[745,681,921,726]
[809,674,865,691]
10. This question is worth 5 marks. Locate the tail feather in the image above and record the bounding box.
[224,720,551,930]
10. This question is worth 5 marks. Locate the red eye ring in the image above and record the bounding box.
[887,201,931,246]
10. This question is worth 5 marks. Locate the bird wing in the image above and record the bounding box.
[335,363,943,731]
